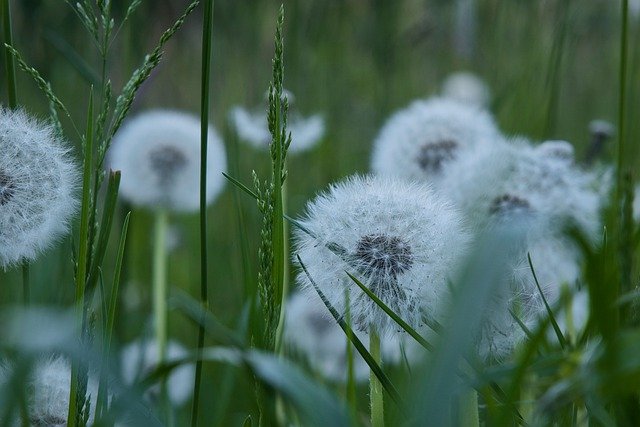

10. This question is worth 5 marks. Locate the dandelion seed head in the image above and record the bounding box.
[441,72,491,108]
[28,356,98,426]
[229,91,325,154]
[489,194,532,219]
[121,339,195,407]
[371,97,500,186]
[294,174,470,336]
[536,140,575,164]
[477,237,582,360]
[109,110,226,212]
[0,108,78,269]
[442,138,601,237]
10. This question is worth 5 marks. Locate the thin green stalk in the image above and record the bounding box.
[191,0,214,425]
[369,329,384,427]
[67,90,95,427]
[152,209,170,422]
[2,0,28,305]
[2,0,16,107]
[345,289,357,424]
[617,0,632,302]
[459,388,480,427]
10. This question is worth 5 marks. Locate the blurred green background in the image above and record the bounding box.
[0,0,638,423]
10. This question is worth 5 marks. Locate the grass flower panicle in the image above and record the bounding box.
[441,71,491,108]
[0,108,78,269]
[108,110,226,212]
[121,339,195,407]
[293,174,471,336]
[370,97,500,186]
[230,90,324,154]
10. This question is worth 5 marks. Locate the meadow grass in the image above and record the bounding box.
[0,1,639,426]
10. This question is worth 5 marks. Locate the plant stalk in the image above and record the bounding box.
[370,328,384,427]
[191,0,214,425]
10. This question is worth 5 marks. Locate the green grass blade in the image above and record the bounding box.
[527,253,567,349]
[191,0,215,424]
[44,30,100,86]
[2,0,17,108]
[86,170,121,292]
[223,172,259,200]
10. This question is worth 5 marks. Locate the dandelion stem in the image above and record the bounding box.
[152,208,170,421]
[369,328,384,427]
[458,388,480,427]
[191,0,214,425]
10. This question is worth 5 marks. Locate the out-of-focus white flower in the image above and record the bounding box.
[440,138,601,360]
[441,72,490,108]
[370,97,500,187]
[293,174,471,337]
[28,355,99,426]
[0,108,78,269]
[109,110,226,212]
[229,90,325,154]
[285,290,425,382]
[0,306,76,353]
[442,138,601,238]
[121,339,195,407]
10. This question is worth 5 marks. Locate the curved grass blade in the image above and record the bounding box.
[297,255,402,406]
[345,271,434,352]
[527,253,567,349]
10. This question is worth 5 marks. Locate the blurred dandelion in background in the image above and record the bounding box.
[230,90,325,154]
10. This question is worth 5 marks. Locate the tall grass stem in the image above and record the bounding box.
[191,0,214,425]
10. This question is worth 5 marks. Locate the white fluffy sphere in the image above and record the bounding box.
[109,110,226,212]
[441,72,491,108]
[293,174,471,336]
[0,108,78,268]
[371,97,500,187]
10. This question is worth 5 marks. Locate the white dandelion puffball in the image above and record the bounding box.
[285,290,424,382]
[121,339,195,407]
[109,110,226,212]
[442,138,602,237]
[229,91,325,154]
[28,356,98,426]
[0,108,78,269]
[370,97,500,186]
[477,237,582,360]
[441,72,491,108]
[294,174,470,336]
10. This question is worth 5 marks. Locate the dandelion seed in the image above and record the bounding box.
[441,72,491,108]
[285,290,423,382]
[108,110,227,212]
[121,339,195,407]
[294,174,470,336]
[0,108,78,269]
[370,97,500,186]
[229,90,325,154]
[27,355,99,426]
